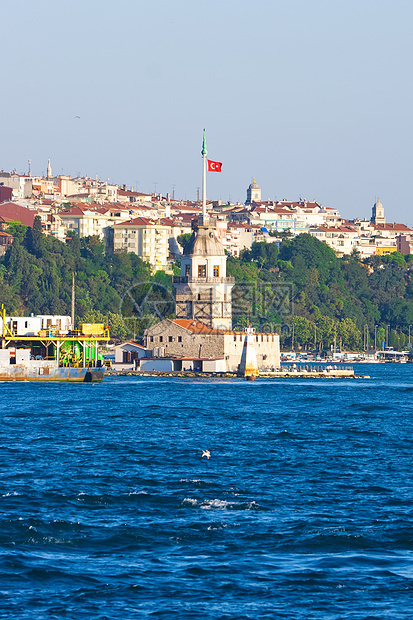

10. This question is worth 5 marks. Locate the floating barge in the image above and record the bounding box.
[0,305,109,382]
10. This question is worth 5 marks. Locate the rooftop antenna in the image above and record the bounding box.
[197,186,200,202]
[172,184,175,200]
[28,159,31,176]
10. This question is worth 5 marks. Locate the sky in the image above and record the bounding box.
[2,0,413,223]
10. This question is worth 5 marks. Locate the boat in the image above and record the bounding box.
[0,305,109,382]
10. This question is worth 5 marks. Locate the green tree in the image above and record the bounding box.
[177,233,192,250]
[24,215,44,257]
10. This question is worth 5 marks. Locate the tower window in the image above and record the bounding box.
[185,264,190,276]
[198,265,206,277]
[213,265,219,277]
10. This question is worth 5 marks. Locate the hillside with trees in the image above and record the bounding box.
[1,218,413,350]
[230,235,413,350]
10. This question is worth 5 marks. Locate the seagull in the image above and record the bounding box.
[202,450,211,459]
[74,115,81,119]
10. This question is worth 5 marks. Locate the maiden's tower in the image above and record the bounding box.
[143,132,280,373]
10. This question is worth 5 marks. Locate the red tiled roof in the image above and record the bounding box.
[60,206,88,216]
[0,202,38,227]
[312,225,357,233]
[114,216,154,227]
[373,223,411,232]
[171,319,226,335]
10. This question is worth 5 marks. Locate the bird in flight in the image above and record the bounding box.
[74,115,80,119]
[202,450,211,459]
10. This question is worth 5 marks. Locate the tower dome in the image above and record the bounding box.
[183,226,226,256]
[371,197,385,225]
[246,178,261,204]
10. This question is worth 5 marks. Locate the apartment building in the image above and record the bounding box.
[113,217,170,271]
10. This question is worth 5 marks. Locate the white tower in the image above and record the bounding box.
[246,179,261,204]
[46,157,52,180]
[371,197,385,224]
[173,221,234,330]
[239,327,259,377]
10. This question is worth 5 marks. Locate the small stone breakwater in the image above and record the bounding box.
[105,368,369,379]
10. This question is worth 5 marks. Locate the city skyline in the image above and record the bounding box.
[2,0,413,223]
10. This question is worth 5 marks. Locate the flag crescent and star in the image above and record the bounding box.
[207,160,222,172]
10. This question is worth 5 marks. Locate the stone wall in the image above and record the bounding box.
[223,333,280,372]
[145,320,225,359]
[145,319,280,372]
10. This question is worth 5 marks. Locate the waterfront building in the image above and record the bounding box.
[143,134,281,373]
[144,318,280,373]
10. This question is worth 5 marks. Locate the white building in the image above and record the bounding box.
[309,225,359,256]
[0,171,33,199]
[113,217,170,271]
[0,315,72,336]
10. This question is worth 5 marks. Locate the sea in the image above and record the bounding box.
[2,365,413,619]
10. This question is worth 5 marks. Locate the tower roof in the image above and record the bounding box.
[249,178,260,189]
[183,224,226,256]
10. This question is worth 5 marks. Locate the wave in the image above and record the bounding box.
[181,498,262,511]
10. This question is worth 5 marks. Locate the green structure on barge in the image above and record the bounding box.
[0,304,109,382]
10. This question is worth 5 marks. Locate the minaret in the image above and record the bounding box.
[371,197,385,225]
[47,157,52,180]
[246,179,261,204]
[173,131,234,330]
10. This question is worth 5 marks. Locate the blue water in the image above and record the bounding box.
[2,366,413,619]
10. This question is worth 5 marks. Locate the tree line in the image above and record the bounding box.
[2,218,413,349]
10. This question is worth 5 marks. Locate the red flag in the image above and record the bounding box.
[207,160,222,172]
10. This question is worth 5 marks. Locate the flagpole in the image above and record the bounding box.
[201,129,207,223]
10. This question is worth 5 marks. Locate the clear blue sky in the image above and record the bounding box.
[2,0,413,223]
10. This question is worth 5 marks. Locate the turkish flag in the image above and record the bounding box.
[207,160,222,172]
